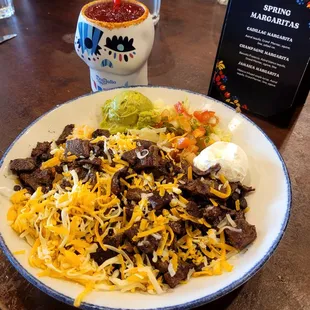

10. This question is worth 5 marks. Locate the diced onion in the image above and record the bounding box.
[136,149,149,159]
[168,261,176,277]
[217,226,242,235]
[217,218,228,229]
[152,251,158,263]
[141,193,153,199]
[152,233,162,240]
[187,268,195,281]
[226,214,237,227]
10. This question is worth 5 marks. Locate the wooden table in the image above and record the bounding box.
[0,0,309,309]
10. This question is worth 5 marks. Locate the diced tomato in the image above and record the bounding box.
[175,137,191,149]
[193,110,216,124]
[187,134,197,146]
[174,102,191,117]
[192,126,206,138]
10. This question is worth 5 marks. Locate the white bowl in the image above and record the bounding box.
[0,86,291,309]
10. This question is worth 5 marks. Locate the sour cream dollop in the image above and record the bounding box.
[193,141,248,182]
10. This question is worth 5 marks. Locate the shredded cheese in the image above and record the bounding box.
[235,199,240,211]
[7,128,246,306]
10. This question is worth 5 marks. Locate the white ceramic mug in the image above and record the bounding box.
[75,0,155,91]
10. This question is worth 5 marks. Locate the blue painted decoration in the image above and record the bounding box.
[101,59,113,68]
[77,22,103,56]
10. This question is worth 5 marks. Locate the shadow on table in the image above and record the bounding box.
[195,285,244,310]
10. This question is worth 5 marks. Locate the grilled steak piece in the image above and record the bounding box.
[19,168,54,192]
[111,167,128,195]
[225,218,257,250]
[10,158,36,173]
[153,259,169,273]
[148,192,172,210]
[65,139,90,158]
[169,221,186,235]
[202,206,225,226]
[126,188,143,202]
[121,148,140,166]
[192,163,221,177]
[134,139,156,149]
[31,142,52,163]
[137,235,159,254]
[124,224,139,240]
[133,145,161,171]
[92,129,110,138]
[90,234,123,265]
[186,201,202,218]
[56,124,74,145]
[164,261,190,288]
[76,158,102,167]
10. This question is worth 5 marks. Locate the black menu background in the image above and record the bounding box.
[208,0,310,122]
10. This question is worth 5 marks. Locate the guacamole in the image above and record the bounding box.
[100,91,158,133]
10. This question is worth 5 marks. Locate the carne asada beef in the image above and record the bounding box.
[60,179,71,189]
[123,240,135,254]
[65,139,90,158]
[180,179,212,197]
[164,261,190,288]
[137,235,159,254]
[31,142,52,163]
[124,205,135,221]
[90,233,123,265]
[148,192,172,211]
[56,124,74,145]
[121,148,140,166]
[134,139,156,149]
[225,218,257,250]
[19,168,54,192]
[10,158,36,173]
[239,184,255,195]
[111,167,128,195]
[73,167,88,181]
[202,206,225,227]
[152,259,169,273]
[122,145,170,177]
[192,163,221,177]
[76,158,102,167]
[186,201,202,218]
[92,129,110,139]
[169,221,186,235]
[133,145,162,171]
[179,179,219,198]
[239,197,248,209]
[126,188,143,202]
[124,224,139,240]
[89,140,104,157]
[186,259,204,272]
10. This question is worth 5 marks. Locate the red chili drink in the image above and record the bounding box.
[85,1,145,23]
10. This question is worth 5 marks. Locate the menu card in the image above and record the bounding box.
[208,0,310,126]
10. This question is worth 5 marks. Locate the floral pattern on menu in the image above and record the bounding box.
[296,0,310,8]
[213,61,249,111]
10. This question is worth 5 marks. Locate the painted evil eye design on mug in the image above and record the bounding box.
[76,22,103,59]
[104,36,136,62]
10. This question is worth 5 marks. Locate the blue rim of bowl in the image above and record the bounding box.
[0,85,291,310]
